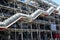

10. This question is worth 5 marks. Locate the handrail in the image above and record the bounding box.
[0,9,42,28]
[0,8,55,28]
[0,13,29,28]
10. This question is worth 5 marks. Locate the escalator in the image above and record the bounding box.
[56,6,60,15]
[0,9,42,29]
[0,7,55,29]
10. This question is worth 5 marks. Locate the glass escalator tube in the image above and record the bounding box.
[46,6,55,15]
[29,9,43,20]
[0,9,43,28]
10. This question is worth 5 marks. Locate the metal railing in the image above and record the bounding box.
[0,6,57,29]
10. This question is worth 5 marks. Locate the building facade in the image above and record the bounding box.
[0,0,60,40]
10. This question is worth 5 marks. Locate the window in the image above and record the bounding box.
[23,32,31,40]
[0,13,2,16]
[22,23,28,29]
[45,25,50,30]
[32,24,37,29]
[21,6,28,11]
[32,32,38,40]
[40,24,44,30]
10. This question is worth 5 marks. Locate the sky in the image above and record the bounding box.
[52,0,60,5]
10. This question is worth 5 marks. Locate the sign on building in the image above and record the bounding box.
[50,23,57,31]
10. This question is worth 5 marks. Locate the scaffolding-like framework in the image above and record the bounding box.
[0,0,60,40]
